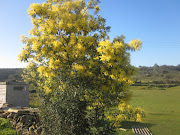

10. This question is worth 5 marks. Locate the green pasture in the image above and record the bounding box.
[29,86,180,135]
[117,86,180,135]
[0,118,16,135]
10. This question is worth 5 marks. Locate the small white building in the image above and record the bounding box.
[0,82,29,108]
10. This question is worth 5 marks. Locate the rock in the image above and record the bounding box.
[34,126,42,135]
[13,114,18,121]
[0,107,42,135]
[1,103,14,108]
[1,112,10,118]
[35,122,41,128]
[17,109,30,115]
[7,112,15,119]
[29,126,35,135]
[8,108,19,113]
[22,129,29,135]
[29,125,35,131]
[10,120,17,128]
[30,131,35,135]
[21,115,34,127]
[16,122,23,134]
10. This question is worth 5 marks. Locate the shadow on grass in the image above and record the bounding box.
[120,121,155,129]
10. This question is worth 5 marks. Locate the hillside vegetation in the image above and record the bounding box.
[1,66,180,134]
[0,64,180,85]
[0,68,23,82]
[133,64,180,87]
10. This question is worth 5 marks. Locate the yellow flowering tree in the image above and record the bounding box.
[19,0,143,134]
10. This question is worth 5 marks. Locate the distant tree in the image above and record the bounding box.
[153,63,159,76]
[8,69,23,82]
[162,70,168,74]
[0,68,23,82]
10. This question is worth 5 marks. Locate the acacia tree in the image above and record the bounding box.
[19,0,143,134]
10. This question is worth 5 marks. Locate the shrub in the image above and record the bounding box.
[39,83,88,135]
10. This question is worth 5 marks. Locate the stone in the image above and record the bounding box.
[22,129,29,135]
[7,112,15,119]
[0,107,42,135]
[8,108,19,113]
[34,126,42,135]
[10,120,17,128]
[1,112,10,118]
[29,125,35,131]
[20,115,33,127]
[29,126,35,135]
[16,122,23,134]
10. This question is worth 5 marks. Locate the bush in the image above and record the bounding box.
[86,105,114,134]
[39,83,88,135]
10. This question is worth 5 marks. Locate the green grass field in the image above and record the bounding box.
[29,86,180,135]
[117,86,180,135]
[0,118,16,135]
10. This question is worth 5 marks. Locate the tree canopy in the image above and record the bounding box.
[19,0,141,104]
[19,0,143,134]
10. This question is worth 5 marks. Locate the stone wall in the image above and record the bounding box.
[0,108,42,135]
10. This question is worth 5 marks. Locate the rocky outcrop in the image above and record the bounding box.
[0,107,43,135]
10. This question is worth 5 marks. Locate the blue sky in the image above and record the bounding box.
[0,0,180,68]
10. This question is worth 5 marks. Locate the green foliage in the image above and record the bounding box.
[0,68,23,82]
[0,118,17,135]
[19,0,141,105]
[134,65,180,85]
[19,0,143,134]
[29,92,42,108]
[86,105,114,134]
[39,82,88,135]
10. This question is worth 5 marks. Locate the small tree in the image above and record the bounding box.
[19,0,143,134]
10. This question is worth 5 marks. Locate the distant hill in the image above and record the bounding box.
[0,64,180,85]
[133,64,180,85]
[0,68,23,82]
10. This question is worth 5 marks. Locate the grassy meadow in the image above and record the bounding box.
[28,86,180,135]
[0,118,16,135]
[116,86,180,135]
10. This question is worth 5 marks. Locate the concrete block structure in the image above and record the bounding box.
[0,82,29,108]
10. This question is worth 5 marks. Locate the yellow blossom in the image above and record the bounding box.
[106,115,113,121]
[113,41,123,49]
[87,106,93,110]
[129,39,142,51]
[73,64,85,71]
[136,114,142,122]
[110,74,116,80]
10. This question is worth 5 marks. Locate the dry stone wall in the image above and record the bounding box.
[0,107,43,135]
